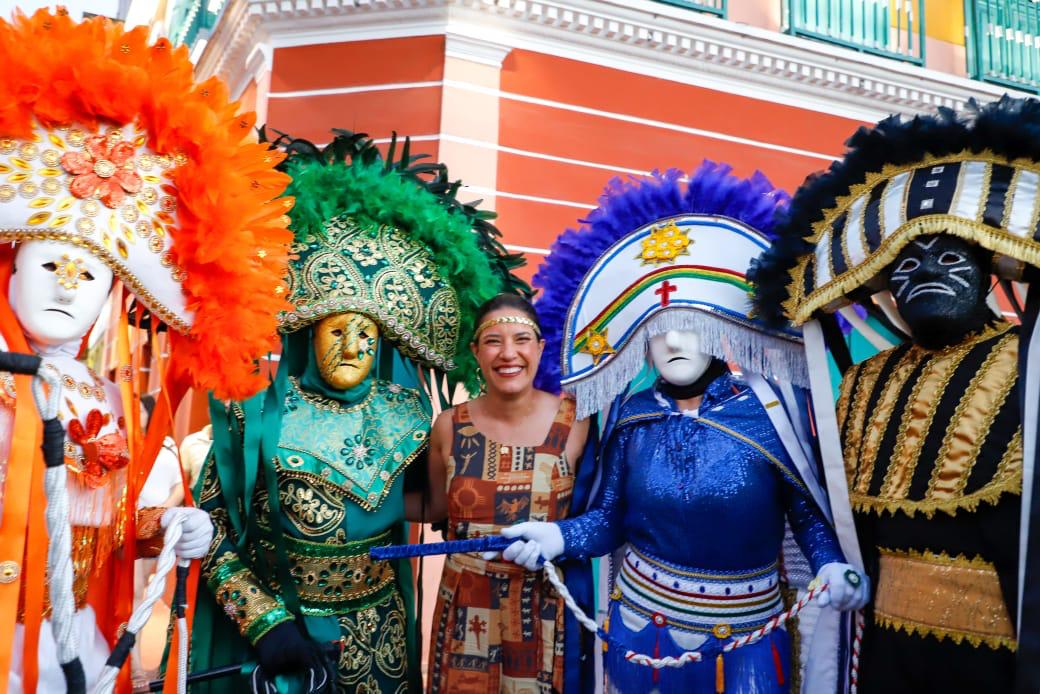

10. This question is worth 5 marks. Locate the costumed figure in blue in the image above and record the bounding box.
[496,162,869,693]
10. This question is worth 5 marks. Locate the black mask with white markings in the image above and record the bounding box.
[887,234,993,349]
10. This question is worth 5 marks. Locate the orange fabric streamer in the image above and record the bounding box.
[0,252,45,694]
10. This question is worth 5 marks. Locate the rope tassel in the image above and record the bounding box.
[715,653,724,693]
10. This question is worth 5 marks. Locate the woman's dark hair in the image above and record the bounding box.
[473,294,541,341]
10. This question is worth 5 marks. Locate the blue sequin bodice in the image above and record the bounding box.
[559,374,842,573]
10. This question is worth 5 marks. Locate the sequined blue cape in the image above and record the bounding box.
[559,373,845,692]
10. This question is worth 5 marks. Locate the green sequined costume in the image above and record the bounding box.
[197,371,428,693]
[184,131,527,693]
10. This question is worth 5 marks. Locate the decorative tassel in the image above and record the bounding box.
[772,638,785,685]
[715,653,724,693]
[652,626,661,685]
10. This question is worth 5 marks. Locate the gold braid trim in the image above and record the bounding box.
[784,150,1040,323]
[927,330,1018,500]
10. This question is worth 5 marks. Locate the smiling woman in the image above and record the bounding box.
[415,292,590,694]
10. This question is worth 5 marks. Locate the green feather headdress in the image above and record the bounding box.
[265,128,529,394]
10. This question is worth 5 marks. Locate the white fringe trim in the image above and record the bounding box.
[562,310,809,419]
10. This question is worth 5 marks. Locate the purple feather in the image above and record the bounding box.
[533,161,790,392]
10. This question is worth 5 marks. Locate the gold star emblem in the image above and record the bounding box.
[579,328,616,365]
[638,221,691,265]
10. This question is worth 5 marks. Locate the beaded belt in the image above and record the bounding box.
[615,546,782,637]
[263,528,396,615]
[875,547,1016,650]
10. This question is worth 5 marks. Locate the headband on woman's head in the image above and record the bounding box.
[473,315,542,342]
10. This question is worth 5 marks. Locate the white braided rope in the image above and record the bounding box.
[92,516,188,694]
[850,610,864,694]
[177,605,189,694]
[43,466,79,666]
[542,560,828,669]
[32,365,80,669]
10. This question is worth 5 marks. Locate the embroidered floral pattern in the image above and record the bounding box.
[61,133,143,208]
[66,408,130,487]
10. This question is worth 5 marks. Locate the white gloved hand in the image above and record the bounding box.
[483,522,565,571]
[815,562,869,611]
[161,507,214,560]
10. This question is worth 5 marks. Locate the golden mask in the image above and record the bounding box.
[312,312,380,390]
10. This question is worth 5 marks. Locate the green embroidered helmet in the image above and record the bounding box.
[270,130,529,391]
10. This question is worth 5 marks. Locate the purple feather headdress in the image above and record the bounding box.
[533,160,791,393]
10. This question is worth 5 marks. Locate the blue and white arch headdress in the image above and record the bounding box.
[534,162,805,419]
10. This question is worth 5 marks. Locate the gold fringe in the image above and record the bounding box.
[874,612,1017,652]
[850,473,1020,518]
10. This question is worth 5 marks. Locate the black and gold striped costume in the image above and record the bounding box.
[837,322,1021,693]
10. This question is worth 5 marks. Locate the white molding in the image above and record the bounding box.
[197,0,1033,124]
[444,32,512,67]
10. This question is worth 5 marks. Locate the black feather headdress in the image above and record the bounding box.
[752,96,1040,327]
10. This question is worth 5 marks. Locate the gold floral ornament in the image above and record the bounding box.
[61,133,142,208]
[579,327,616,365]
[639,220,691,265]
[53,254,87,290]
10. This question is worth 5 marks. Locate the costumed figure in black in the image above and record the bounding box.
[752,96,1040,693]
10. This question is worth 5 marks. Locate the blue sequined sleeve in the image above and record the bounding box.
[782,477,845,574]
[557,426,629,560]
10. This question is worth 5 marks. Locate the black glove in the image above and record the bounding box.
[251,621,335,694]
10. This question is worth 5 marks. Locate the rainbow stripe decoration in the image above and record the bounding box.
[558,214,805,417]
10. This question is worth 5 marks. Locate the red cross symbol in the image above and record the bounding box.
[655,280,677,307]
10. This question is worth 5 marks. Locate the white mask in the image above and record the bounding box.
[10,241,114,347]
[649,329,713,386]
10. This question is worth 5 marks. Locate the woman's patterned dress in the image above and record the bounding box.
[428,398,576,693]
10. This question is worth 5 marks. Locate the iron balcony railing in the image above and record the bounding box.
[966,0,1040,93]
[653,0,726,16]
[785,0,926,64]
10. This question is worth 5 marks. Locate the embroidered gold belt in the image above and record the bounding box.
[874,547,1016,650]
[263,528,396,614]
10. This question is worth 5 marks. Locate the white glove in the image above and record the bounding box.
[161,507,214,560]
[484,522,565,571]
[815,562,869,611]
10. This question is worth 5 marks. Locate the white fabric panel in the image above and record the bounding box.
[951,161,989,222]
[881,171,911,240]
[1008,170,1040,238]
[843,193,869,268]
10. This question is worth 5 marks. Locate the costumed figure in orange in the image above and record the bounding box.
[0,9,293,693]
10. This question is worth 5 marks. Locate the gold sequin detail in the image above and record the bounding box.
[875,547,1016,651]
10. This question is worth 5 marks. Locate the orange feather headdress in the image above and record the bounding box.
[0,8,293,400]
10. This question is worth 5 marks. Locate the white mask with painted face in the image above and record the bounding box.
[9,241,114,347]
[649,329,713,386]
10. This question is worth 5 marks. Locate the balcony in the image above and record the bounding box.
[169,0,227,51]
[653,0,726,16]
[785,0,925,64]
[967,0,1040,93]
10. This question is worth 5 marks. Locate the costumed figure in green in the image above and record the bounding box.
[187,132,526,693]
